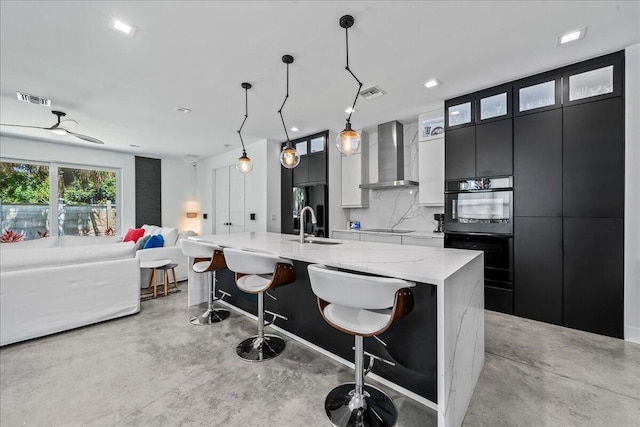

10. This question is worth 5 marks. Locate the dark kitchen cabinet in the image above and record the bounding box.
[292,156,309,186]
[445,126,475,180]
[514,217,563,325]
[476,119,513,177]
[307,152,327,183]
[514,109,563,217]
[563,217,624,338]
[563,97,624,218]
[281,167,293,234]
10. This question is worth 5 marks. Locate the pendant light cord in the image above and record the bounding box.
[237,84,250,154]
[278,60,291,146]
[344,25,363,125]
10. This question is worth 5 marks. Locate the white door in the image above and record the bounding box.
[228,166,245,233]
[214,166,245,234]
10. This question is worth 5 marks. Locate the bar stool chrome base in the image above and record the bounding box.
[235,334,286,362]
[189,308,230,325]
[324,383,397,427]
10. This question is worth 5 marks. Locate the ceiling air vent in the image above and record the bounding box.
[360,85,385,100]
[16,92,51,106]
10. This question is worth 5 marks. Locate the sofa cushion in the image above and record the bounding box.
[142,224,161,237]
[160,227,179,247]
[134,235,152,251]
[0,238,57,250]
[1,241,136,272]
[143,234,164,249]
[123,228,145,243]
[60,235,124,247]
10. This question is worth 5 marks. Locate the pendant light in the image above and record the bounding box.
[336,14,363,156]
[278,54,300,169]
[236,82,253,174]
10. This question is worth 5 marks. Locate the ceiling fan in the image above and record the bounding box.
[0,110,104,144]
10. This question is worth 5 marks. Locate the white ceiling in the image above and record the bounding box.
[1,1,638,160]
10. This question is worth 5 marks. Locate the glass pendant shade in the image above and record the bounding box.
[237,152,253,173]
[336,123,361,155]
[280,145,300,169]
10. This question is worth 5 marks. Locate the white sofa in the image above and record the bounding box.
[0,240,140,346]
[135,225,196,287]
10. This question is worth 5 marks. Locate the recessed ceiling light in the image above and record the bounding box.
[130,144,140,148]
[109,17,138,37]
[290,127,300,132]
[175,106,192,113]
[424,79,440,88]
[51,128,68,136]
[558,28,587,45]
[345,107,357,114]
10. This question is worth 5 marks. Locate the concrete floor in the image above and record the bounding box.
[1,283,639,427]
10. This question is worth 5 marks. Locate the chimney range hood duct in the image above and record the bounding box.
[359,120,418,189]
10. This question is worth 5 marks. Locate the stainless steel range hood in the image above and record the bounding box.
[359,120,418,189]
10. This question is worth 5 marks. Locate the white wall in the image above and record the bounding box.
[266,139,282,233]
[0,135,136,234]
[624,44,640,344]
[161,157,198,233]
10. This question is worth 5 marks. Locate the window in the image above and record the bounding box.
[0,160,119,240]
[0,161,50,240]
[58,167,117,236]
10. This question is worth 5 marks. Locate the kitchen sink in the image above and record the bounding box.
[290,237,343,245]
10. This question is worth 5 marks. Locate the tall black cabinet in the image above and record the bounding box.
[445,51,625,338]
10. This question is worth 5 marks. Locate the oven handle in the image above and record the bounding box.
[444,188,513,194]
[444,232,514,237]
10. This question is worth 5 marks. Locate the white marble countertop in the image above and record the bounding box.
[332,228,445,239]
[191,232,480,286]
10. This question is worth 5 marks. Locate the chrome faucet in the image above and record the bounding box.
[299,206,317,243]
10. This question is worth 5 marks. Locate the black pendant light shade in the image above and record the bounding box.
[278,54,300,169]
[337,14,363,156]
[236,82,253,174]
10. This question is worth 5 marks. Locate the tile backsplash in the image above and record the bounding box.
[346,121,444,231]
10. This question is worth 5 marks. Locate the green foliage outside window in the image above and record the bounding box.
[0,163,49,204]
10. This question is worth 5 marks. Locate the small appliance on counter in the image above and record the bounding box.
[434,213,444,233]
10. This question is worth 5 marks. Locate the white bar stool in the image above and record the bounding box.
[223,248,296,362]
[307,264,415,427]
[181,239,230,325]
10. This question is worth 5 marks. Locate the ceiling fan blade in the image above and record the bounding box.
[67,131,105,145]
[0,123,50,130]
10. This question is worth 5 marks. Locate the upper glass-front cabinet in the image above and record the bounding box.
[514,75,562,116]
[446,101,473,128]
[563,57,622,106]
[477,85,512,123]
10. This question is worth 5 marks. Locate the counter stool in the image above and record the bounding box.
[307,264,415,427]
[181,240,230,326]
[223,248,296,362]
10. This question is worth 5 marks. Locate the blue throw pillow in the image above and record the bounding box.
[143,234,164,249]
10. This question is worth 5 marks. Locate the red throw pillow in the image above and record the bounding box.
[123,228,145,243]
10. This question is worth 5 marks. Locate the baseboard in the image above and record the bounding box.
[217,300,439,412]
[624,325,640,344]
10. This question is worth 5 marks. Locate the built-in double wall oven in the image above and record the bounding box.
[445,176,514,313]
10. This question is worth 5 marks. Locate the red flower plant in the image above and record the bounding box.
[38,230,49,238]
[104,227,115,236]
[1,229,25,243]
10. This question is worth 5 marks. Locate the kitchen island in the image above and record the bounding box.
[188,232,483,427]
